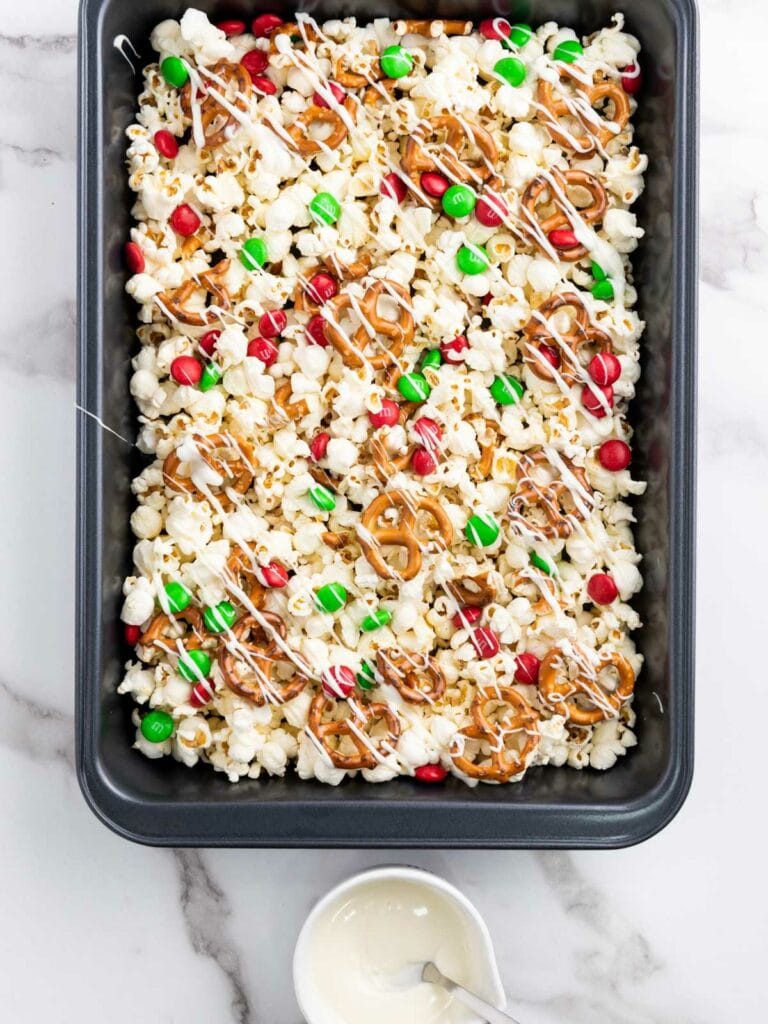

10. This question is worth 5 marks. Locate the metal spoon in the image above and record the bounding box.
[421,962,522,1024]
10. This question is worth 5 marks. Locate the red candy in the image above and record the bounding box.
[307,272,338,305]
[124,624,141,646]
[380,173,408,204]
[475,193,508,227]
[251,13,283,37]
[314,81,345,108]
[412,447,438,476]
[170,204,200,237]
[153,130,179,158]
[310,432,330,461]
[421,172,450,198]
[588,352,621,386]
[587,573,619,605]
[471,626,500,660]
[536,344,561,370]
[247,336,279,365]
[259,309,287,338]
[306,314,329,347]
[548,228,579,250]
[190,678,216,708]
[258,562,290,588]
[598,439,632,471]
[321,666,356,699]
[123,242,145,274]
[440,335,469,364]
[217,19,246,36]
[252,75,277,96]
[452,605,482,629]
[581,382,614,418]
[170,355,203,386]
[514,652,541,685]
[412,417,442,450]
[369,399,400,428]
[621,62,642,94]
[199,329,220,357]
[479,18,512,41]
[240,48,269,78]
[414,764,448,783]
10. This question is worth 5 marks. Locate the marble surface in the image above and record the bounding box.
[1,1,763,1021]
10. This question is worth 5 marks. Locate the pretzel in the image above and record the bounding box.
[538,647,635,725]
[308,465,338,492]
[448,572,497,606]
[180,61,252,149]
[162,433,255,511]
[370,434,415,483]
[363,79,396,108]
[323,280,414,370]
[294,255,371,316]
[521,169,607,261]
[219,613,309,706]
[308,695,401,770]
[360,490,454,581]
[511,570,558,616]
[402,116,500,206]
[157,260,230,326]
[269,21,320,53]
[333,41,386,88]
[224,546,267,608]
[469,419,498,482]
[322,531,351,549]
[451,686,540,782]
[377,650,446,704]
[507,447,592,540]
[273,383,310,421]
[281,96,357,157]
[523,292,613,384]
[139,608,208,657]
[538,66,630,156]
[393,19,472,37]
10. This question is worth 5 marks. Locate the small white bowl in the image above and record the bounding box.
[293,865,506,1023]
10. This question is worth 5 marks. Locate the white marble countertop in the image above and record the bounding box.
[1,1,763,1020]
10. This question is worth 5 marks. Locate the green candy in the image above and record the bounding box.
[508,23,533,47]
[203,601,236,633]
[163,581,191,614]
[199,362,222,392]
[592,279,615,302]
[530,551,554,576]
[494,56,526,87]
[441,184,477,219]
[140,709,175,743]
[309,192,341,226]
[456,244,490,276]
[160,56,189,88]
[308,484,336,511]
[420,348,443,370]
[357,660,377,690]
[361,608,392,632]
[240,237,268,271]
[591,260,607,281]
[464,512,500,547]
[553,39,583,63]
[177,648,212,682]
[380,44,413,79]
[490,374,524,406]
[315,582,348,613]
[397,372,431,403]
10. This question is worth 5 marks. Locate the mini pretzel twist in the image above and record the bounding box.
[225,546,267,608]
[521,169,607,262]
[523,292,614,384]
[377,650,446,705]
[157,260,230,327]
[333,41,386,88]
[180,61,252,149]
[360,490,454,581]
[162,433,255,511]
[402,116,500,206]
[451,686,540,782]
[219,613,309,706]
[323,280,414,370]
[469,419,498,482]
[269,21,320,53]
[273,383,310,421]
[293,255,371,316]
[448,572,497,607]
[281,96,357,157]
[308,695,401,770]
[139,608,209,657]
[538,647,635,725]
[537,66,630,156]
[393,19,472,37]
[507,447,592,540]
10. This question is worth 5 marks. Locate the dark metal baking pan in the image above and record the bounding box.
[77,0,697,847]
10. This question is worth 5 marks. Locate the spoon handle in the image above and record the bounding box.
[422,962,522,1024]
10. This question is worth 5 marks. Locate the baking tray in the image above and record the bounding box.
[77,0,698,847]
